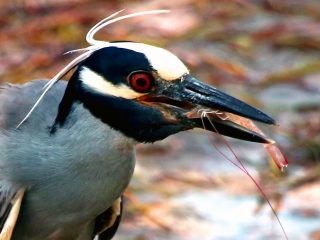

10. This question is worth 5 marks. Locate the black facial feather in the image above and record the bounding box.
[82,47,153,86]
[77,88,185,142]
[50,70,79,133]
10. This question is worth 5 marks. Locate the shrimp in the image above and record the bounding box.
[226,113,288,171]
[197,108,288,240]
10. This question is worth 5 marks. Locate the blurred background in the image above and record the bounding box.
[0,0,319,239]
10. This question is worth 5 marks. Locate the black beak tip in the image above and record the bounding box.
[199,118,276,144]
[259,112,277,125]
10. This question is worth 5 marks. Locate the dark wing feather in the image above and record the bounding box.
[94,197,123,240]
[0,187,16,231]
[0,188,24,239]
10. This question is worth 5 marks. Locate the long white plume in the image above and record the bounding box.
[17,9,170,128]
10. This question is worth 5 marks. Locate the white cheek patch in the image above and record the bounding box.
[109,42,189,81]
[79,67,144,99]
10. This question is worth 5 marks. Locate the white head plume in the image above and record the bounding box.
[16,9,170,128]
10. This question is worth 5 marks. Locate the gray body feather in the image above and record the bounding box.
[0,80,135,239]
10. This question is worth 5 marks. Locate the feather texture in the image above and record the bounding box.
[0,80,134,239]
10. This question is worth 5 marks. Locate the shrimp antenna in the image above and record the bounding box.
[16,9,170,128]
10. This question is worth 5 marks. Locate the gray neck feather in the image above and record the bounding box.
[1,102,136,194]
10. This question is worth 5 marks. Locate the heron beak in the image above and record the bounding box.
[139,74,275,143]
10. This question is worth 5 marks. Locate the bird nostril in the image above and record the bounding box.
[185,85,210,97]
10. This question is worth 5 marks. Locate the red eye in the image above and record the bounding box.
[128,72,154,93]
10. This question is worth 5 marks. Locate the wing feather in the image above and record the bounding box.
[0,80,67,130]
[0,79,67,239]
[0,188,24,240]
[94,196,123,240]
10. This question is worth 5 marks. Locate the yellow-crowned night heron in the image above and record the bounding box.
[0,11,275,240]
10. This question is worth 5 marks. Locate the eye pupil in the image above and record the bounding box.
[136,78,146,87]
